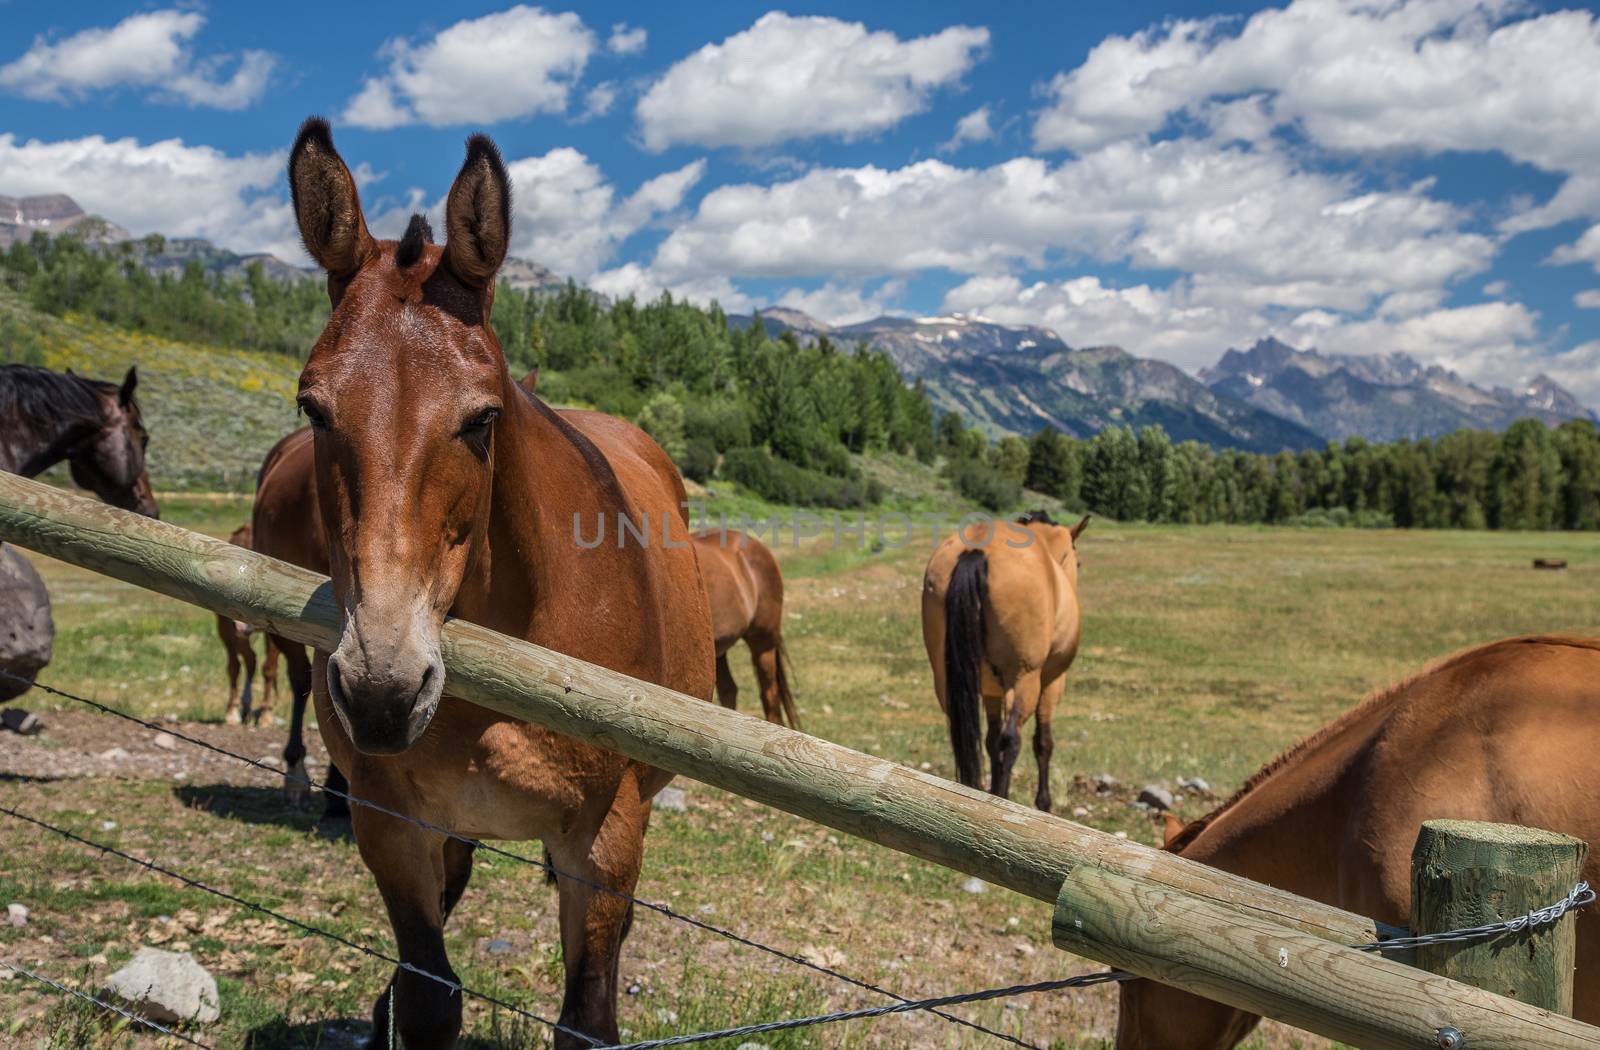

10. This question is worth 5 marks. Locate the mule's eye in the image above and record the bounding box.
[298,398,330,432]
[459,408,499,445]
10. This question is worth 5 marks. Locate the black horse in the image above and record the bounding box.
[0,364,159,730]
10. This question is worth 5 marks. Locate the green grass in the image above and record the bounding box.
[5,509,1593,1048]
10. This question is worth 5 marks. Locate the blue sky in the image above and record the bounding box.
[2,2,1599,403]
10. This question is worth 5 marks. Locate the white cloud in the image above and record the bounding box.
[635,13,989,151]
[643,138,1491,319]
[496,150,704,276]
[608,23,648,55]
[0,133,295,258]
[1548,223,1600,274]
[1576,290,1600,310]
[939,106,994,153]
[342,6,595,128]
[1482,280,1509,296]
[0,10,275,110]
[588,263,753,313]
[1034,1,1600,175]
[581,82,618,120]
[776,281,906,325]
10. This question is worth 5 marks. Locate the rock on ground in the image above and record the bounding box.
[1137,784,1174,811]
[102,947,220,1024]
[654,786,687,813]
[5,902,26,927]
[0,544,52,701]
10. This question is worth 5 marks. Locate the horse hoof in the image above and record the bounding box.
[224,710,242,726]
[0,709,43,736]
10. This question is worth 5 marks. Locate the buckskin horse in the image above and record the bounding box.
[287,118,712,1048]
[0,363,157,730]
[921,510,1088,812]
[694,528,800,728]
[1116,635,1600,1047]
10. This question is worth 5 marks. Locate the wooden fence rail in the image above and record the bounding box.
[0,471,1594,1049]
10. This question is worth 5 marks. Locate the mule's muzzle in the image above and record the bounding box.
[325,636,444,756]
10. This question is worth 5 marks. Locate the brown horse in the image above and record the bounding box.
[1116,635,1600,1048]
[921,510,1088,812]
[216,524,259,725]
[288,118,712,1049]
[693,529,799,728]
[0,364,156,727]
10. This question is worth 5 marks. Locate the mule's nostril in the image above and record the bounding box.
[417,663,436,701]
[326,655,351,712]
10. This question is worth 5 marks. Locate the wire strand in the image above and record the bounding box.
[3,670,1038,1049]
[0,958,218,1049]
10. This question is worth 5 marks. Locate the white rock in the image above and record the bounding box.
[961,876,987,895]
[1179,776,1212,794]
[152,732,178,751]
[98,747,130,761]
[1071,806,1090,818]
[102,947,220,1024]
[1137,785,1174,811]
[736,1043,772,1050]
[0,964,13,980]
[654,787,687,813]
[6,903,27,927]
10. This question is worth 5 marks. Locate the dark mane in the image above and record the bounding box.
[1016,509,1057,525]
[1164,635,1600,853]
[0,365,116,429]
[396,213,433,269]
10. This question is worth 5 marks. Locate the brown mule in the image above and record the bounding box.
[693,529,799,729]
[287,119,712,1050]
[1116,635,1600,1048]
[216,524,259,725]
[921,511,1088,812]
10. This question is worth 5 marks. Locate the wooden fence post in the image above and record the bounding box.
[1412,820,1588,1017]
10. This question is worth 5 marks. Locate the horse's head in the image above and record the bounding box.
[69,367,158,518]
[289,117,511,755]
[1113,815,1262,1049]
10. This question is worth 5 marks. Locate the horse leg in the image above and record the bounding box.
[261,636,279,725]
[984,702,1003,796]
[748,636,781,726]
[279,640,312,809]
[238,630,257,727]
[357,813,462,1050]
[1033,676,1064,813]
[993,672,1035,801]
[219,618,243,725]
[714,651,738,711]
[547,774,652,1048]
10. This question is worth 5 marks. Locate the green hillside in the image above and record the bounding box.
[1,290,300,491]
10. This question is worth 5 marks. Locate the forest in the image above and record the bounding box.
[2,228,1596,529]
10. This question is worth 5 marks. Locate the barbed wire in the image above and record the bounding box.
[1357,881,1595,953]
[0,801,602,1048]
[0,958,218,1049]
[5,672,1595,1050]
[1,670,1038,1048]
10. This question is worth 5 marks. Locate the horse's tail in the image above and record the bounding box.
[943,548,988,790]
[773,636,801,731]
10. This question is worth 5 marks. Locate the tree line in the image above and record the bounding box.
[5,227,1595,528]
[943,414,1600,530]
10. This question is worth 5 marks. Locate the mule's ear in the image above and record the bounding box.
[1070,514,1091,541]
[1161,811,1186,848]
[288,116,372,278]
[118,367,137,407]
[443,134,512,287]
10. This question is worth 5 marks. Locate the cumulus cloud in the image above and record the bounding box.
[642,138,1492,320]
[776,281,907,325]
[492,151,704,276]
[582,82,618,120]
[939,106,994,153]
[342,6,594,128]
[1034,0,1600,172]
[0,10,275,110]
[635,13,989,151]
[608,23,648,55]
[1576,290,1600,310]
[1548,223,1600,274]
[0,132,295,258]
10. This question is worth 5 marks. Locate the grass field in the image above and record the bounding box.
[1,495,1595,1049]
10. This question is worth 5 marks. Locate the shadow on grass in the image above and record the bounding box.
[173,783,352,840]
[244,1017,541,1050]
